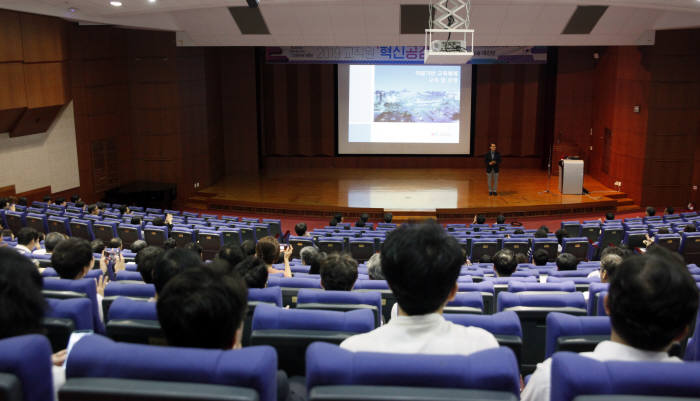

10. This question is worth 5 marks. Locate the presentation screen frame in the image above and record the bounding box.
[336,64,474,156]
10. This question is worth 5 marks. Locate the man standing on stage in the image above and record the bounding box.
[485,143,501,196]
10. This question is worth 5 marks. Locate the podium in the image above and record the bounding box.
[559,160,584,195]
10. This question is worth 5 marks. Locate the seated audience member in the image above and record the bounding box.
[54,197,66,207]
[533,248,549,266]
[135,246,164,285]
[478,254,492,264]
[366,253,384,280]
[294,222,309,237]
[646,206,656,217]
[256,236,292,278]
[538,225,550,233]
[0,248,68,397]
[686,224,697,233]
[328,218,338,227]
[521,249,699,401]
[534,228,548,238]
[17,197,27,206]
[87,204,100,216]
[118,205,131,215]
[233,256,269,288]
[130,216,142,226]
[665,206,675,215]
[34,232,66,256]
[515,252,528,265]
[43,195,53,205]
[334,213,344,224]
[513,228,525,235]
[300,246,323,273]
[492,249,517,277]
[554,228,569,252]
[341,221,499,354]
[15,227,39,254]
[75,201,86,211]
[152,248,202,297]
[555,252,577,271]
[163,238,177,250]
[152,216,173,234]
[355,219,366,228]
[320,253,358,291]
[108,237,123,250]
[598,254,623,283]
[130,239,148,253]
[473,214,486,225]
[91,239,105,254]
[383,213,393,224]
[1,229,13,240]
[588,246,629,279]
[241,240,256,256]
[605,212,615,221]
[217,244,246,269]
[70,194,81,204]
[360,213,369,224]
[496,215,506,224]
[184,242,203,260]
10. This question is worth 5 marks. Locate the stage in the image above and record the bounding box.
[186,168,634,219]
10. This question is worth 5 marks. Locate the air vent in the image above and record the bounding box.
[562,6,608,35]
[229,6,270,35]
[400,4,433,34]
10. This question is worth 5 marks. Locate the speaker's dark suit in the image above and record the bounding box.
[485,151,501,173]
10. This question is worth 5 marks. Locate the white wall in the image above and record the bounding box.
[0,102,80,193]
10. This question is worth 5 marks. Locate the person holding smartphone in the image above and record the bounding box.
[255,236,293,278]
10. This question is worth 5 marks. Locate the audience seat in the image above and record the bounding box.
[470,239,500,261]
[348,238,374,263]
[45,297,94,352]
[353,280,396,322]
[267,276,322,307]
[219,227,242,247]
[43,278,105,334]
[289,236,314,259]
[4,211,25,235]
[305,342,519,401]
[501,238,530,255]
[497,292,587,373]
[105,297,164,345]
[0,334,54,401]
[244,287,284,347]
[507,281,576,294]
[588,226,624,260]
[69,218,95,241]
[48,215,71,236]
[102,282,155,318]
[117,223,143,248]
[296,289,383,327]
[587,283,609,316]
[144,226,168,248]
[250,304,374,376]
[560,221,582,238]
[684,303,700,361]
[681,232,700,265]
[580,223,601,243]
[545,312,611,358]
[443,291,484,315]
[531,238,558,262]
[62,334,277,401]
[318,237,344,254]
[561,237,590,262]
[457,281,496,314]
[25,213,48,234]
[444,311,523,364]
[197,230,224,260]
[93,221,118,242]
[550,352,700,401]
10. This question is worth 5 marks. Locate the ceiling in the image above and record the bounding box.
[2,0,700,47]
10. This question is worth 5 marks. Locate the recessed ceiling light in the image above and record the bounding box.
[148,0,156,3]
[110,1,122,6]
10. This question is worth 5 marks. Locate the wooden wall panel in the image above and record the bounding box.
[20,13,68,62]
[23,62,69,107]
[0,10,22,62]
[0,63,27,109]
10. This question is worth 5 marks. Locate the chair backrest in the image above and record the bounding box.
[470,239,500,261]
[117,224,142,248]
[296,289,382,327]
[444,292,484,314]
[4,211,25,235]
[306,342,520,401]
[288,236,314,259]
[348,238,374,263]
[63,334,277,401]
[444,311,523,364]
[0,335,54,401]
[318,238,344,254]
[655,233,682,252]
[681,232,700,265]
[25,213,48,234]
[561,237,589,261]
[93,221,118,242]
[47,215,71,236]
[550,352,700,401]
[105,297,164,345]
[508,281,576,293]
[457,281,496,314]
[197,230,223,261]
[43,278,105,334]
[219,228,242,247]
[587,282,609,316]
[69,219,95,241]
[250,304,373,376]
[532,238,558,262]
[545,312,611,358]
[561,221,582,237]
[144,226,168,247]
[580,224,601,242]
[170,227,195,248]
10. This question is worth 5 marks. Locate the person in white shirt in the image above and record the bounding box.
[522,247,699,401]
[15,227,39,254]
[33,232,66,256]
[341,221,499,355]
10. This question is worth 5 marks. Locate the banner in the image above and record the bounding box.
[266,46,547,65]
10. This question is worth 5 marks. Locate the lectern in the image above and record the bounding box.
[559,160,584,195]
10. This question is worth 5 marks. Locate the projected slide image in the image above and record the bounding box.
[373,66,460,123]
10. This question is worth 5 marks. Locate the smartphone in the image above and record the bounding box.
[63,330,94,368]
[279,244,287,252]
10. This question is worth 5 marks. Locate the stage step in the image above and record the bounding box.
[615,197,635,206]
[185,196,209,210]
[616,204,641,213]
[604,192,628,200]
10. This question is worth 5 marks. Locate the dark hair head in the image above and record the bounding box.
[43,196,52,203]
[601,245,632,260]
[152,248,202,294]
[0,248,45,339]
[184,242,202,258]
[608,252,699,351]
[514,252,528,265]
[305,248,326,275]
[355,220,365,228]
[0,198,7,209]
[646,206,656,216]
[108,237,123,249]
[478,254,492,264]
[241,240,256,256]
[130,240,148,253]
[294,222,307,236]
[665,207,675,215]
[329,218,338,227]
[476,215,486,224]
[1,229,13,239]
[87,204,98,214]
[17,197,27,206]
[360,213,369,223]
[55,197,65,205]
[381,221,462,315]
[533,248,549,266]
[492,249,517,277]
[17,227,38,246]
[656,227,670,235]
[44,232,65,253]
[90,239,105,254]
[135,246,164,284]
[513,228,525,235]
[152,217,165,227]
[555,228,569,245]
[70,194,80,203]
[534,229,548,238]
[496,215,506,224]
[320,253,358,291]
[555,252,577,271]
[130,217,142,225]
[685,224,696,233]
[255,236,280,265]
[218,244,246,268]
[75,201,85,209]
[605,212,615,221]
[118,205,128,215]
[538,225,550,233]
[334,213,343,223]
[384,213,393,223]
[157,267,247,349]
[233,256,269,289]
[163,238,177,250]
[52,238,93,279]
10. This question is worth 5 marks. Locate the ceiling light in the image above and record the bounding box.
[67,7,78,13]
[110,1,122,6]
[148,0,156,3]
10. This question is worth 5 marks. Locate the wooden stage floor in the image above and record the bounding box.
[189,168,625,218]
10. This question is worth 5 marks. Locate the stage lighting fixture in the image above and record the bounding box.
[246,0,259,8]
[110,1,122,6]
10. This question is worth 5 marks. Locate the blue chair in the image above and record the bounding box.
[502,238,530,255]
[306,342,519,401]
[115,271,144,282]
[470,239,500,261]
[458,281,496,314]
[25,213,48,234]
[69,218,95,241]
[531,238,558,262]
[587,282,609,315]
[560,221,581,237]
[93,220,118,242]
[45,298,94,351]
[580,223,601,243]
[43,278,105,334]
[63,334,277,401]
[497,292,586,373]
[117,223,142,248]
[353,280,395,322]
[561,237,590,262]
[545,312,610,358]
[681,232,700,265]
[685,302,700,361]
[444,310,523,364]
[288,236,315,259]
[170,227,195,248]
[250,304,374,376]
[318,237,344,254]
[443,292,484,315]
[267,277,322,307]
[105,297,163,345]
[348,237,374,263]
[219,227,242,247]
[508,281,576,293]
[297,289,383,327]
[48,215,71,236]
[550,352,700,401]
[0,335,54,401]
[655,233,682,253]
[103,282,154,318]
[588,226,624,260]
[197,230,223,261]
[4,211,25,235]
[242,287,284,347]
[143,225,168,248]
